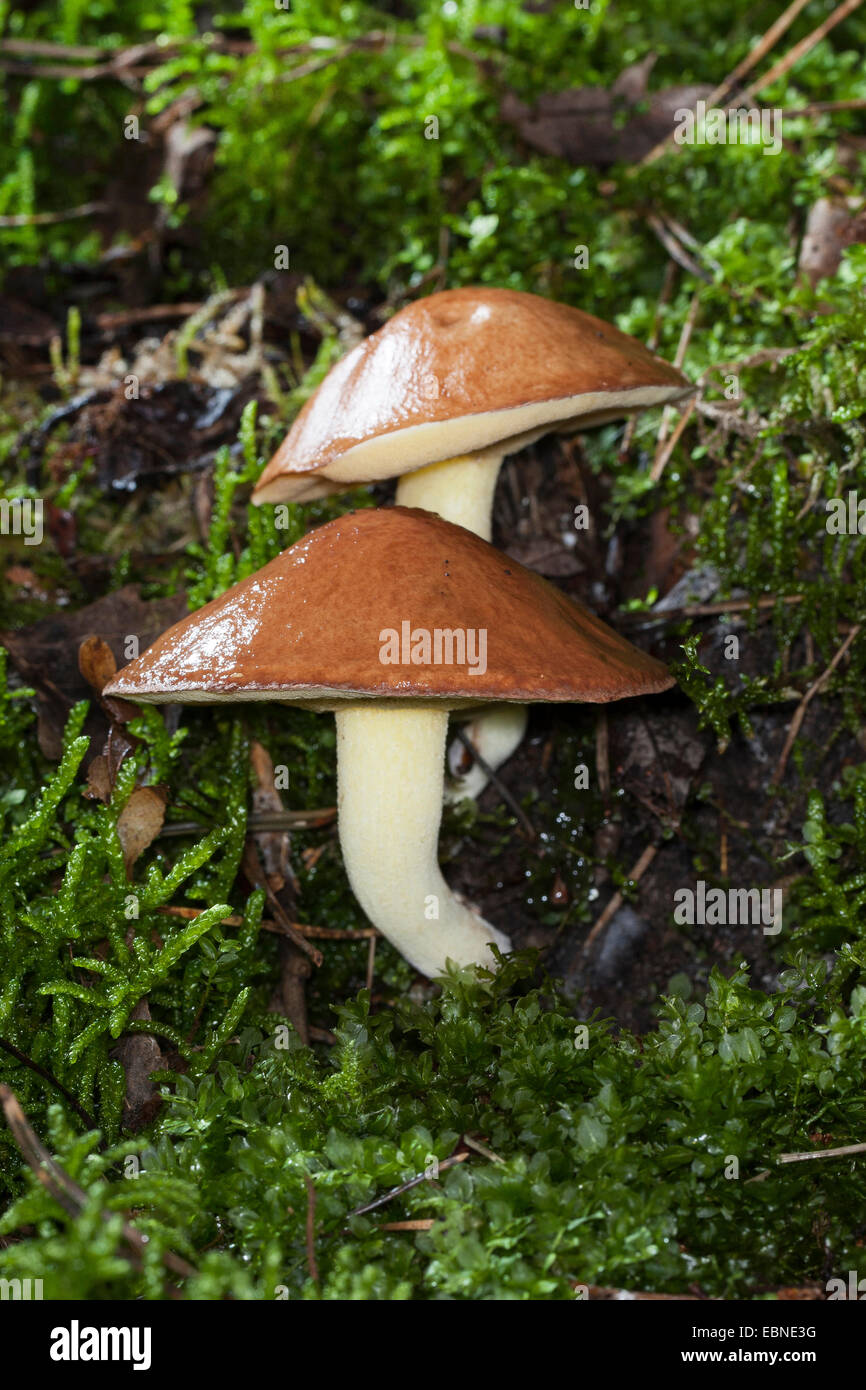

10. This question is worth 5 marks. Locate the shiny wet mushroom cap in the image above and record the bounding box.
[251,286,691,514]
[105,507,674,978]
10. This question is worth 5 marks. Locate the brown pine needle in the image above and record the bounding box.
[158,904,376,941]
[770,623,862,786]
[643,0,864,167]
[381,1219,435,1231]
[584,844,659,953]
[0,1084,197,1286]
[740,0,865,103]
[779,1141,866,1163]
[304,1174,320,1285]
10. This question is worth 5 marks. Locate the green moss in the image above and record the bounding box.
[2,0,866,1301]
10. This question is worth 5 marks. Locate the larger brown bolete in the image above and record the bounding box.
[105,507,674,979]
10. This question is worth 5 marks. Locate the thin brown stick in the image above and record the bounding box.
[642,0,815,165]
[461,1133,505,1164]
[0,1036,97,1129]
[595,709,611,808]
[650,397,696,484]
[0,30,494,85]
[242,840,323,967]
[783,97,866,115]
[304,1174,320,1285]
[653,293,699,465]
[94,302,208,330]
[619,592,805,627]
[620,261,678,459]
[740,0,865,102]
[0,1084,197,1284]
[365,934,377,992]
[345,1152,469,1222]
[583,845,659,953]
[264,922,378,942]
[381,1219,435,1231]
[716,0,815,99]
[453,727,537,842]
[157,904,376,940]
[0,201,108,228]
[0,39,104,59]
[779,1141,866,1163]
[645,214,711,281]
[770,623,862,786]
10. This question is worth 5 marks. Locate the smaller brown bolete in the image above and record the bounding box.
[105,507,674,978]
[252,287,691,522]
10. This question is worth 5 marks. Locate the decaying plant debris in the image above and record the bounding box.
[1,0,865,1302]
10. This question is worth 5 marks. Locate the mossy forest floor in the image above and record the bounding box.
[0,1,865,1300]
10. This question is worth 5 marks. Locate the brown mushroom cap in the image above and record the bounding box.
[252,287,691,504]
[104,507,674,709]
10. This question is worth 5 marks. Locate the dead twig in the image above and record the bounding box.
[650,397,696,484]
[381,1219,435,1231]
[345,1152,469,1223]
[157,807,336,837]
[652,293,699,471]
[583,844,660,954]
[645,213,711,282]
[242,840,323,967]
[642,0,820,166]
[157,904,377,941]
[461,1133,505,1164]
[782,97,866,116]
[0,1037,97,1130]
[453,727,538,843]
[740,0,866,104]
[619,260,678,459]
[0,1084,197,1286]
[0,201,108,228]
[770,623,862,786]
[779,1141,866,1163]
[304,1174,320,1286]
[365,934,377,993]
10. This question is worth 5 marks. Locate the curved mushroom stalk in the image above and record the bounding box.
[335,704,511,978]
[445,705,529,804]
[395,451,503,541]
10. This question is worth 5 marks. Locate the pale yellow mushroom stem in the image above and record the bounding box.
[336,704,511,977]
[395,451,503,542]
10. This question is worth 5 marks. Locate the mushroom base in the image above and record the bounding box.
[335,704,511,978]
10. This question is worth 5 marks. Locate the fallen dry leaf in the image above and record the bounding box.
[500,69,716,166]
[250,740,295,895]
[799,195,866,287]
[84,754,113,803]
[78,634,117,695]
[610,706,708,830]
[0,585,187,759]
[116,786,167,876]
[27,380,254,493]
[112,999,164,1132]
